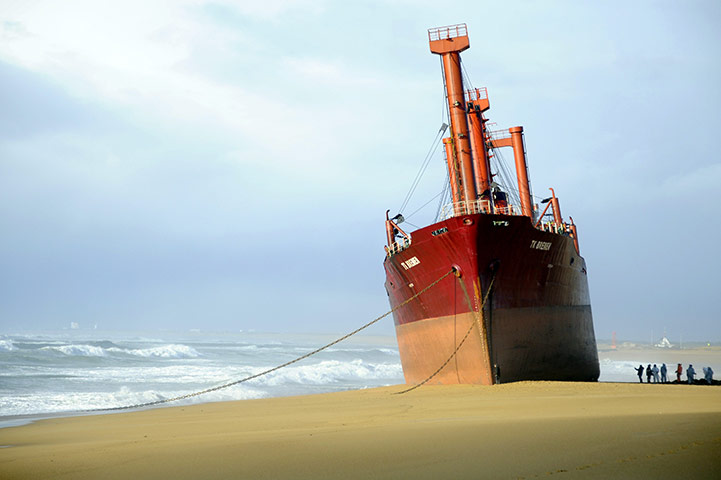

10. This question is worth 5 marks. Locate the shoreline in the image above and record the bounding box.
[3,344,718,422]
[0,380,721,430]
[2,382,720,479]
[3,377,718,430]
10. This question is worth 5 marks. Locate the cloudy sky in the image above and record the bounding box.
[1,1,719,342]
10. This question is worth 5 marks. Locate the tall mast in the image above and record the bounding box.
[490,127,534,218]
[428,24,477,208]
[509,126,533,218]
[466,88,492,198]
[443,137,462,204]
[549,187,563,224]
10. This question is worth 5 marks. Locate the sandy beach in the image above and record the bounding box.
[1,381,720,479]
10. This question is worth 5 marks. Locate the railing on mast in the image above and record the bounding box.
[428,23,468,42]
[466,86,488,101]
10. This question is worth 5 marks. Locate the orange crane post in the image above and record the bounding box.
[429,24,477,209]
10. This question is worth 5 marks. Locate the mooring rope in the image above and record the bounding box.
[394,272,495,394]
[82,268,456,413]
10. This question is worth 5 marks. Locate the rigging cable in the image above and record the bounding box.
[490,145,522,206]
[435,169,451,222]
[460,59,475,94]
[397,123,447,214]
[403,221,421,230]
[403,190,444,222]
[396,56,452,221]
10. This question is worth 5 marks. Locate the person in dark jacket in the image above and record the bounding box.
[634,365,644,383]
[703,366,714,384]
[646,364,653,383]
[660,363,668,383]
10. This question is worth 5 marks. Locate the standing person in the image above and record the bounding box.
[704,366,714,384]
[676,363,683,382]
[687,364,696,384]
[646,364,653,383]
[634,365,644,383]
[652,364,660,383]
[660,363,668,383]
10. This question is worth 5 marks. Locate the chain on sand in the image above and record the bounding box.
[82,269,456,413]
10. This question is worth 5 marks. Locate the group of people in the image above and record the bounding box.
[633,363,714,384]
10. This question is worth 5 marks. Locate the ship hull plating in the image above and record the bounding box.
[384,213,600,385]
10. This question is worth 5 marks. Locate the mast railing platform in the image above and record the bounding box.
[488,129,512,141]
[465,87,488,101]
[428,23,468,42]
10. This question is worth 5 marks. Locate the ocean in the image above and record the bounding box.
[1,330,710,427]
[0,330,403,426]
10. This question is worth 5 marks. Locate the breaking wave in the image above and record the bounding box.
[0,332,403,419]
[255,359,403,386]
[41,344,107,357]
[109,344,201,358]
[0,385,266,416]
[38,343,201,359]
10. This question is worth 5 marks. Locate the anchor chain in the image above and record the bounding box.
[394,272,495,394]
[83,268,456,413]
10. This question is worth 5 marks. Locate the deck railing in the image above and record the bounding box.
[439,199,522,220]
[538,221,569,235]
[386,201,576,257]
[385,236,411,257]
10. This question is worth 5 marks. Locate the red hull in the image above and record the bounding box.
[384,213,599,384]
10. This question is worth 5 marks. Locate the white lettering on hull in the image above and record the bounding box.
[530,240,552,251]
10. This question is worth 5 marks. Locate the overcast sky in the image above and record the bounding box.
[1,1,719,342]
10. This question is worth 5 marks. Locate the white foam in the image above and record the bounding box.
[41,344,107,357]
[326,347,399,355]
[0,384,267,416]
[0,333,407,418]
[108,344,201,358]
[254,359,403,386]
[31,342,200,359]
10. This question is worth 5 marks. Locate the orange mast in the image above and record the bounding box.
[429,24,477,208]
[549,187,563,224]
[466,88,492,198]
[443,137,462,204]
[490,126,534,218]
[509,126,533,218]
[569,216,580,254]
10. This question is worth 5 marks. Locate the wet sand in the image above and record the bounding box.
[1,381,720,479]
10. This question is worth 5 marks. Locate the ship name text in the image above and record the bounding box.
[530,240,552,251]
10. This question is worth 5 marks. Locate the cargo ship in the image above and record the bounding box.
[383,24,599,385]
